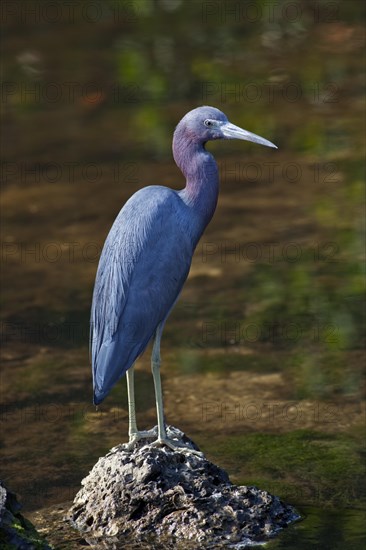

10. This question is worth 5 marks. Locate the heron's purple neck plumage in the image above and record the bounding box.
[173,124,219,231]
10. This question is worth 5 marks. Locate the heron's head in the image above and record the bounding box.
[175,105,277,149]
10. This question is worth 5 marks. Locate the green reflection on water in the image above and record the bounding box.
[270,507,366,550]
[209,430,365,508]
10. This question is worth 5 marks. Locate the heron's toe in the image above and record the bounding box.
[124,427,158,450]
[151,437,204,456]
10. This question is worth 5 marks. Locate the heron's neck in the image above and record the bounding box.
[173,133,219,229]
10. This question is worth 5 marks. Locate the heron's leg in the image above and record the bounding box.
[151,323,203,456]
[151,322,167,441]
[126,366,138,439]
[125,365,157,449]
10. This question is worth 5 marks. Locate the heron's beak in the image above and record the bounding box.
[221,122,277,149]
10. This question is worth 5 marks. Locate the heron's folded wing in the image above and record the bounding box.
[90,186,193,402]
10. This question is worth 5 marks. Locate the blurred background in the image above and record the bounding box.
[1,0,365,548]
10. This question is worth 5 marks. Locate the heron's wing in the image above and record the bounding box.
[91,186,193,403]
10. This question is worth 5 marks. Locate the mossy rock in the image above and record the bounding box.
[0,480,51,550]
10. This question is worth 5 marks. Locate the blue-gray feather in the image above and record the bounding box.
[91,186,198,404]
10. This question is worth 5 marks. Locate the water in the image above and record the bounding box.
[270,507,366,549]
[1,1,365,547]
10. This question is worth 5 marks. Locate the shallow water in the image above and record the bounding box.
[1,1,365,547]
[28,503,365,550]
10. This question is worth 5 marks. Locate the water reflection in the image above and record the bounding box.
[2,0,365,547]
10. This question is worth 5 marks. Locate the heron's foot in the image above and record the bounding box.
[125,428,158,450]
[150,436,204,457]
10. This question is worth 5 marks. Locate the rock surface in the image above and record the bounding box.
[0,480,51,550]
[68,427,299,548]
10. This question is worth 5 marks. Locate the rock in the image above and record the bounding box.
[0,480,51,550]
[68,426,299,548]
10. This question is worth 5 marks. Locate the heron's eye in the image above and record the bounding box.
[204,119,214,127]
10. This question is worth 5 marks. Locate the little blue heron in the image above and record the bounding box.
[91,106,277,452]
